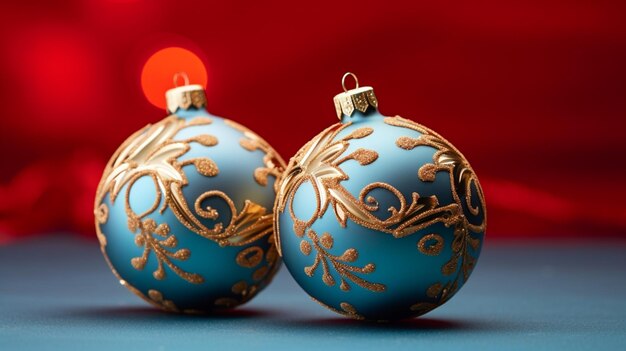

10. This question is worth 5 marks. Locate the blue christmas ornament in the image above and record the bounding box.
[274,73,487,321]
[95,75,285,312]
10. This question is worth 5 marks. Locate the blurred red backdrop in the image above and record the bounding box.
[1,0,625,244]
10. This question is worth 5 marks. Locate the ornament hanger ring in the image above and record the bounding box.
[173,72,190,87]
[342,72,359,92]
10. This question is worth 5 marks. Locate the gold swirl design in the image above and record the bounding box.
[95,204,108,246]
[236,246,264,268]
[273,122,463,294]
[94,116,216,283]
[174,189,274,247]
[417,233,444,256]
[96,203,108,224]
[384,116,486,314]
[385,116,486,283]
[274,123,464,257]
[274,124,378,254]
[95,114,285,289]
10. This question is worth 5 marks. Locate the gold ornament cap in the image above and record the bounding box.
[333,72,378,120]
[165,72,208,114]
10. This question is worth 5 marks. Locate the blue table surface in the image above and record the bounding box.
[1,235,625,350]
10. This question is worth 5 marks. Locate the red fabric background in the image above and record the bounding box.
[1,1,625,243]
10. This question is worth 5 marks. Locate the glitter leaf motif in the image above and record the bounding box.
[302,230,385,292]
[129,218,203,284]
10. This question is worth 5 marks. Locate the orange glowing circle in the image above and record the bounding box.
[141,47,208,109]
